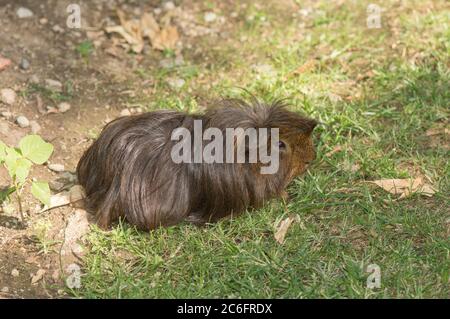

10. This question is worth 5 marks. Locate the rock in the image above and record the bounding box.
[16,7,34,18]
[61,209,90,258]
[19,58,30,70]
[39,18,48,25]
[57,102,71,113]
[11,269,19,277]
[162,1,175,11]
[29,74,40,84]
[120,109,131,116]
[29,120,41,134]
[167,77,185,89]
[48,163,65,172]
[204,12,217,23]
[52,25,64,33]
[45,79,63,92]
[16,116,30,128]
[1,88,16,105]
[49,180,66,192]
[1,287,9,293]
[159,55,184,69]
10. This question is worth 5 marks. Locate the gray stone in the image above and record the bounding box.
[16,7,33,18]
[1,88,16,105]
[204,12,217,23]
[48,163,65,172]
[19,58,30,70]
[57,102,71,113]
[45,79,63,92]
[16,116,30,128]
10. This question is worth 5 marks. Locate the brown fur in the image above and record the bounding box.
[76,99,317,230]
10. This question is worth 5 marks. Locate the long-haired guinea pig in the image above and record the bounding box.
[76,98,317,230]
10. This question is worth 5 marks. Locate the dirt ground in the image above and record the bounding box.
[0,0,248,298]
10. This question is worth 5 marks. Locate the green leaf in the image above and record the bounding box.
[31,181,51,206]
[4,148,22,179]
[19,135,54,165]
[15,158,33,184]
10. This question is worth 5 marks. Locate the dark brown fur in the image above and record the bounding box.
[76,99,317,230]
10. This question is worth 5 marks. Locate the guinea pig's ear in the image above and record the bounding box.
[300,118,318,134]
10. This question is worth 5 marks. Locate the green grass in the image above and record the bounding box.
[72,0,449,298]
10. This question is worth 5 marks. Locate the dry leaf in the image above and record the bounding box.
[140,12,160,39]
[292,59,316,75]
[105,10,178,53]
[151,26,179,51]
[325,145,343,157]
[369,177,436,199]
[426,128,449,136]
[274,216,296,244]
[31,269,46,284]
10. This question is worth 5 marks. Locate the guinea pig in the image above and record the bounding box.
[76,98,317,230]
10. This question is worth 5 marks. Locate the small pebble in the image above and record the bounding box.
[204,12,217,23]
[29,120,41,133]
[29,74,40,84]
[11,269,19,277]
[1,287,9,293]
[39,18,48,25]
[57,102,71,113]
[162,1,175,11]
[167,78,185,89]
[16,116,30,128]
[120,109,131,116]
[16,7,33,18]
[48,163,65,172]
[1,88,16,105]
[52,25,64,33]
[19,58,30,70]
[45,79,63,92]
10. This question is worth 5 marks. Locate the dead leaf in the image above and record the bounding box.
[426,127,449,136]
[31,269,46,284]
[274,216,296,244]
[325,145,343,157]
[368,177,436,199]
[151,26,179,51]
[292,59,316,75]
[105,10,178,53]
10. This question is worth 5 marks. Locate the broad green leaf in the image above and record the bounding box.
[19,135,54,164]
[15,158,32,184]
[4,148,22,179]
[31,181,51,206]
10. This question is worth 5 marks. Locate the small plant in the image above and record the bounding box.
[0,135,54,221]
[76,40,94,62]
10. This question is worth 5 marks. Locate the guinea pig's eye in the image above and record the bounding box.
[278,140,286,149]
